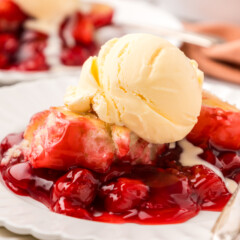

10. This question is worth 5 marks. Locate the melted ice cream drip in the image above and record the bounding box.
[179,139,238,194]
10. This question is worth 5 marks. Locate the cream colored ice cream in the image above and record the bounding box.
[13,0,78,33]
[65,34,204,144]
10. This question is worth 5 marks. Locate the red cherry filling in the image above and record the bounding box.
[139,168,199,224]
[0,0,27,32]
[72,15,94,45]
[187,106,240,150]
[218,152,240,175]
[100,178,148,213]
[52,168,98,208]
[0,132,23,157]
[0,34,18,54]
[52,198,92,220]
[0,53,9,68]
[1,160,63,206]
[21,30,48,43]
[230,169,240,183]
[0,30,49,71]
[0,134,235,224]
[10,53,49,71]
[60,46,92,66]
[188,165,230,211]
[0,105,240,224]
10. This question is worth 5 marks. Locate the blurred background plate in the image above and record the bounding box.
[0,0,182,86]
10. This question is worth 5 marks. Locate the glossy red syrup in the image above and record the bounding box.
[0,106,240,224]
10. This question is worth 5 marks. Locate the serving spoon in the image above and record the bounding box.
[108,22,225,48]
[212,185,240,240]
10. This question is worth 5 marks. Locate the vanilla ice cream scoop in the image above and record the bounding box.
[65,34,203,144]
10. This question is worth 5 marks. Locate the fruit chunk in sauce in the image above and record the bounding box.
[0,105,239,224]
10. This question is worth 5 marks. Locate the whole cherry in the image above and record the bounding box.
[52,168,99,208]
[100,178,149,213]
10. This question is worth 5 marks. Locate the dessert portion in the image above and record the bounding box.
[0,34,239,225]
[65,34,203,144]
[0,0,113,71]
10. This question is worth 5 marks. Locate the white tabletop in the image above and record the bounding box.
[0,228,35,240]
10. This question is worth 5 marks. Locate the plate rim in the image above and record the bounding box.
[0,77,234,240]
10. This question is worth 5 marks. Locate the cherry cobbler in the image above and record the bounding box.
[0,92,239,224]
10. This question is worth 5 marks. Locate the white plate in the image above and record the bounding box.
[0,0,182,86]
[0,76,240,240]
